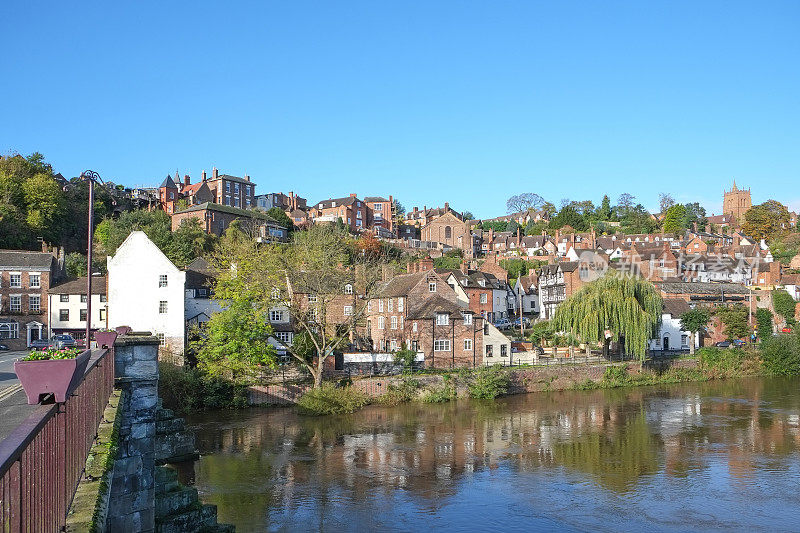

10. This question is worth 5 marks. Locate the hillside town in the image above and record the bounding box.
[2,153,799,374]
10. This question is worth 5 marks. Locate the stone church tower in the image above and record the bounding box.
[723,180,752,221]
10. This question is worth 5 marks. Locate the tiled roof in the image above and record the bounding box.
[314,196,360,209]
[407,294,466,319]
[656,281,749,295]
[0,251,56,271]
[364,196,389,202]
[215,174,254,185]
[160,175,178,189]
[174,202,283,226]
[662,298,691,317]
[378,271,430,297]
[49,276,106,295]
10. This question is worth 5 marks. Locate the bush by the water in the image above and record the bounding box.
[603,365,630,385]
[421,375,456,403]
[760,334,800,376]
[296,384,370,416]
[698,347,760,376]
[377,377,421,406]
[467,366,510,399]
[159,363,249,414]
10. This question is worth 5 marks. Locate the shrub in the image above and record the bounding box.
[159,363,249,414]
[603,365,629,384]
[467,366,510,399]
[377,377,421,406]
[421,376,456,403]
[296,384,369,416]
[761,334,800,376]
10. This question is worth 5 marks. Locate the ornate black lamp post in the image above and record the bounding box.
[78,170,103,348]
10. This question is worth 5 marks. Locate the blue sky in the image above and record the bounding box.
[2,1,798,218]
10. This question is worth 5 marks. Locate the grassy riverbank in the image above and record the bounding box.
[159,334,800,416]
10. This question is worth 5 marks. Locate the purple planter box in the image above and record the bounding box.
[14,350,92,404]
[115,326,132,336]
[94,331,118,349]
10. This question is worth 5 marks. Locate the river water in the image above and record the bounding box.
[184,377,800,532]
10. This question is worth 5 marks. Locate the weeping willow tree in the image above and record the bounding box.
[552,273,662,360]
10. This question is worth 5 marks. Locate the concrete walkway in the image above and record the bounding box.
[0,350,37,442]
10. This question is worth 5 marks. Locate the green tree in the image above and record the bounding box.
[266,207,294,232]
[760,334,800,376]
[549,205,589,231]
[524,220,547,236]
[679,308,710,355]
[194,300,277,382]
[682,202,707,231]
[742,200,791,241]
[506,220,520,234]
[552,273,663,360]
[716,305,749,340]
[168,218,217,268]
[756,307,774,339]
[461,210,474,221]
[597,195,613,221]
[772,290,797,326]
[662,204,687,234]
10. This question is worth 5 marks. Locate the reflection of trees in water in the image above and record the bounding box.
[186,377,800,528]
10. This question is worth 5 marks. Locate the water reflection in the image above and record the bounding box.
[185,377,800,532]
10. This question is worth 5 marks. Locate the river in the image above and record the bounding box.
[183,377,800,532]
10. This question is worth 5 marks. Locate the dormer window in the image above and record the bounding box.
[429,282,436,292]
[436,313,449,325]
[344,284,353,295]
[463,313,472,325]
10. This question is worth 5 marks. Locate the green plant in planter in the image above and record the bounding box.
[23,347,82,361]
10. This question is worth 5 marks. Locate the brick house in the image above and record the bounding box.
[171,202,288,241]
[404,204,460,228]
[0,250,64,349]
[420,210,476,257]
[753,261,782,288]
[311,194,373,232]
[364,270,485,369]
[158,173,181,215]
[437,267,514,323]
[203,168,256,209]
[364,196,395,234]
[255,191,307,212]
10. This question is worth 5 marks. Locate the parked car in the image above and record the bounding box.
[533,345,545,355]
[714,341,732,348]
[513,317,531,328]
[30,334,77,351]
[0,343,8,351]
[732,339,746,347]
[493,318,511,330]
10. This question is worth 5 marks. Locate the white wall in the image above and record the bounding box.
[107,231,186,355]
[48,293,106,336]
[649,313,696,351]
[483,323,511,362]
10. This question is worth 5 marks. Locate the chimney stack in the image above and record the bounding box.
[420,256,433,272]
[202,170,207,182]
[212,167,219,180]
[245,174,250,182]
[350,193,357,198]
[184,174,190,187]
[444,202,449,212]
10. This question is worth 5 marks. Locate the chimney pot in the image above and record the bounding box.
[212,167,219,180]
[202,170,207,181]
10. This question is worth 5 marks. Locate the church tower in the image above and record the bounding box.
[723,180,751,221]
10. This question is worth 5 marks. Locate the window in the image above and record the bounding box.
[9,296,21,312]
[0,322,19,339]
[308,294,317,304]
[464,339,473,351]
[29,295,40,313]
[398,297,404,312]
[486,345,493,357]
[159,274,168,288]
[436,313,449,326]
[429,282,436,293]
[225,181,231,192]
[463,313,472,325]
[434,339,450,351]
[59,309,69,321]
[80,294,87,303]
[60,294,69,303]
[388,299,394,312]
[344,284,353,295]
[157,333,166,346]
[378,316,385,330]
[480,293,488,304]
[10,274,21,288]
[378,299,384,312]
[99,308,106,321]
[100,295,107,303]
[501,345,508,357]
[29,274,40,289]
[390,340,398,351]
[271,288,281,300]
[367,300,372,312]
[391,316,398,329]
[344,306,353,316]
[80,309,87,322]
[412,321,417,332]
[270,310,284,322]
[275,331,293,345]
[445,226,452,239]
[159,301,168,314]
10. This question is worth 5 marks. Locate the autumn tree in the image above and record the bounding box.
[742,200,791,241]
[658,193,675,214]
[716,305,749,340]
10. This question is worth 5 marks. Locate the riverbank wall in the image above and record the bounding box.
[247,359,701,405]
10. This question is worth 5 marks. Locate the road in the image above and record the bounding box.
[0,351,38,443]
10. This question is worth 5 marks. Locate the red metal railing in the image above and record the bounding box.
[0,348,115,532]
